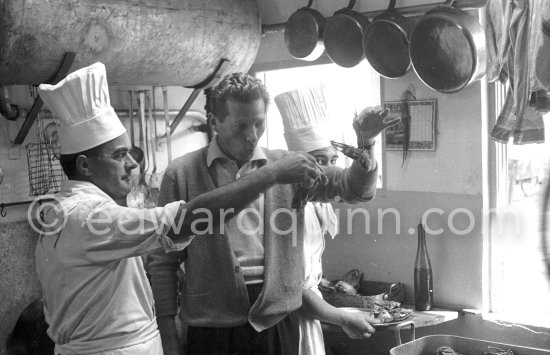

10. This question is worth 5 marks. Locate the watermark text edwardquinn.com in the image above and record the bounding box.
[29,195,526,241]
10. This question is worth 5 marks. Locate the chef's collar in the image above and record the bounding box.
[207,135,267,167]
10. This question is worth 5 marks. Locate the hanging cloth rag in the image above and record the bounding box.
[485,0,511,83]
[535,7,550,91]
[400,87,416,166]
[492,91,545,144]
[488,0,546,144]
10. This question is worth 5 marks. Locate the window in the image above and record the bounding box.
[489,86,550,327]
[255,61,383,187]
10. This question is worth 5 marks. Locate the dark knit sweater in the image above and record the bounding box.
[148,145,377,331]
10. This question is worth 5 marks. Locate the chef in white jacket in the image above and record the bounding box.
[274,85,378,355]
[34,62,323,355]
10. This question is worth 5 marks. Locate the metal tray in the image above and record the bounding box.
[390,335,550,355]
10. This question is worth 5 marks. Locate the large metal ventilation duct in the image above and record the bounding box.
[0,0,261,86]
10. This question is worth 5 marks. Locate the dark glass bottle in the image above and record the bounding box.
[414,223,433,311]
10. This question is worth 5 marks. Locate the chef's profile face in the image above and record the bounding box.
[213,98,266,164]
[310,147,339,167]
[86,133,138,200]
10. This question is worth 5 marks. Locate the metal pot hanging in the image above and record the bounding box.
[363,0,413,78]
[323,0,370,68]
[284,0,326,61]
[409,0,487,93]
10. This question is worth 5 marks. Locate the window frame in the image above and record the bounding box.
[250,57,385,189]
[485,81,550,328]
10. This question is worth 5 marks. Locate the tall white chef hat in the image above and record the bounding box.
[274,84,331,152]
[38,62,126,155]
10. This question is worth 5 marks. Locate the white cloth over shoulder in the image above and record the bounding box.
[290,202,339,355]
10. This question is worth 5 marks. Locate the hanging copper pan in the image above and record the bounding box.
[363,0,413,78]
[409,0,487,93]
[324,0,370,68]
[285,0,326,61]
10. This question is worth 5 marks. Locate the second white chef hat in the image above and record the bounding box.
[274,84,331,152]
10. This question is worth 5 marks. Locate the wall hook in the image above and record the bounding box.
[0,203,6,218]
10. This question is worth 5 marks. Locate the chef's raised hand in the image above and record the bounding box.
[339,310,378,339]
[267,151,325,188]
[352,106,401,146]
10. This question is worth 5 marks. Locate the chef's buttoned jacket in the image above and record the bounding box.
[35,180,191,354]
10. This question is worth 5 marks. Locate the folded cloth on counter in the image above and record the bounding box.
[487,0,547,144]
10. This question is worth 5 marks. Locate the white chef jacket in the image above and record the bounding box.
[285,202,338,355]
[35,180,192,354]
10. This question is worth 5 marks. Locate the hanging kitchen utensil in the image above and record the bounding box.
[162,86,173,163]
[145,90,160,207]
[126,91,149,209]
[363,0,413,78]
[146,90,157,177]
[128,91,135,146]
[409,0,487,93]
[138,91,148,179]
[323,0,370,68]
[284,0,326,61]
[126,91,145,165]
[0,166,11,194]
[26,112,57,195]
[43,122,61,160]
[130,145,144,165]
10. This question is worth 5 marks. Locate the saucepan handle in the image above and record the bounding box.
[394,320,415,345]
[345,0,356,10]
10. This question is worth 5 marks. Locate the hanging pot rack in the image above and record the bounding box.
[261,0,487,36]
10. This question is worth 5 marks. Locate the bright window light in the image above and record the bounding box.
[255,62,383,187]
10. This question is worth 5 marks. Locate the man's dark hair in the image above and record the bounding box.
[210,73,270,121]
[59,145,102,179]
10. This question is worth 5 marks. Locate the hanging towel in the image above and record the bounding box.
[491,89,545,144]
[535,8,550,90]
[488,0,546,144]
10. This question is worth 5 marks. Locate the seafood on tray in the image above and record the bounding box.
[319,270,413,324]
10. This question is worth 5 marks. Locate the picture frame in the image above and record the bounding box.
[383,99,437,151]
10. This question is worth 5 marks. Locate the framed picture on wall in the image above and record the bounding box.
[382,99,436,151]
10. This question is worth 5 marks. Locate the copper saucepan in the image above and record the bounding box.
[284,0,326,61]
[323,0,370,68]
[363,0,414,79]
[409,0,487,93]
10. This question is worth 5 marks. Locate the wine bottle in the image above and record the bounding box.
[414,222,433,311]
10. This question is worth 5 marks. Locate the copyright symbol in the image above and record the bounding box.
[27,194,67,236]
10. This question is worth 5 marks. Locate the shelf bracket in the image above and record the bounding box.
[13,52,77,145]
[170,58,230,135]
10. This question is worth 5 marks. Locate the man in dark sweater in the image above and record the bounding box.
[148,73,399,355]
